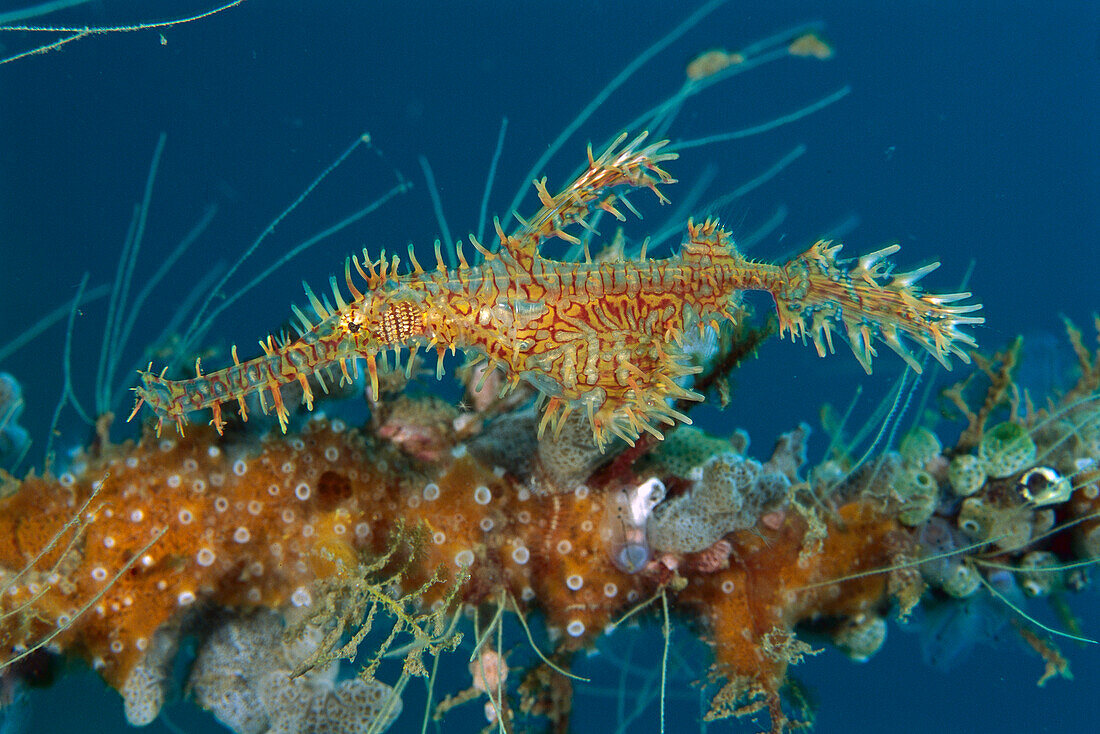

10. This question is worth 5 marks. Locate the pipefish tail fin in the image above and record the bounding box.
[769,240,983,373]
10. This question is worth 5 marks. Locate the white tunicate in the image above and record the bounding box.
[291,586,312,607]
[601,478,665,573]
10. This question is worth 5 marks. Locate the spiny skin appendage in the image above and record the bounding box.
[130,132,982,449]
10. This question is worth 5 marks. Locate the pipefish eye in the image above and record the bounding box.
[347,322,361,333]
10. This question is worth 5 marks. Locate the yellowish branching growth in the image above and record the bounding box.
[287,521,468,682]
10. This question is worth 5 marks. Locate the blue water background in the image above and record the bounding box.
[0,1,1097,732]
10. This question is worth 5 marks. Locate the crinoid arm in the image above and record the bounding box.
[769,240,984,373]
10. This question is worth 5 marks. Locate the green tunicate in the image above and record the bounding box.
[899,427,942,468]
[1076,524,1100,560]
[957,497,996,540]
[941,562,981,598]
[1015,550,1062,597]
[1077,423,1100,458]
[644,426,733,479]
[898,491,937,527]
[979,421,1037,478]
[957,496,1033,550]
[896,468,939,526]
[832,615,887,662]
[948,454,986,497]
[896,468,937,500]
